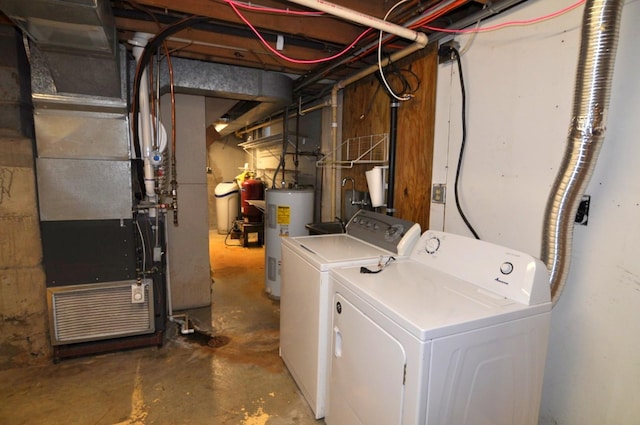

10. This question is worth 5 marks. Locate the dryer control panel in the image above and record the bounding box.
[412,231,551,306]
[346,210,421,256]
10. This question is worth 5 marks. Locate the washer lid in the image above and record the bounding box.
[330,261,551,341]
[283,234,394,271]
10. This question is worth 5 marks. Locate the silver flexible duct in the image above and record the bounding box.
[542,0,624,306]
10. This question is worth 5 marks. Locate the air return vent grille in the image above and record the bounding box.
[47,280,154,345]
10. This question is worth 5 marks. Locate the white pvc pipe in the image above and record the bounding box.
[339,40,426,89]
[288,1,429,219]
[330,88,338,217]
[236,100,331,135]
[130,32,157,205]
[328,41,426,217]
[287,0,428,45]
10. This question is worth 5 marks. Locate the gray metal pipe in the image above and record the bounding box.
[542,0,624,306]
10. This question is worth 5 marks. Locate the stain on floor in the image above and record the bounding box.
[0,231,323,425]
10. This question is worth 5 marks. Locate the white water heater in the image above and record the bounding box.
[264,188,314,299]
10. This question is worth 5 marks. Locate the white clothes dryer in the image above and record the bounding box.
[327,230,552,425]
[280,209,421,418]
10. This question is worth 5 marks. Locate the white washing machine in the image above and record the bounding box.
[327,230,552,425]
[280,209,421,419]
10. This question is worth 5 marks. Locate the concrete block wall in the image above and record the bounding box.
[0,26,49,369]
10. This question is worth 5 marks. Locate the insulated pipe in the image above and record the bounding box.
[287,0,428,45]
[328,40,427,217]
[542,0,624,306]
[130,32,157,205]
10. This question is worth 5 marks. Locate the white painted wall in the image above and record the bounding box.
[432,1,640,424]
[206,136,246,231]
[203,97,247,230]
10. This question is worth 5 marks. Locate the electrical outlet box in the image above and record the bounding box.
[153,246,163,262]
[438,40,460,64]
[575,195,590,225]
[432,184,446,204]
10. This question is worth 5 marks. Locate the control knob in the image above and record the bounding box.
[500,262,514,275]
[385,224,404,242]
[425,235,441,254]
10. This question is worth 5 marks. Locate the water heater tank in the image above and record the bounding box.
[264,188,314,299]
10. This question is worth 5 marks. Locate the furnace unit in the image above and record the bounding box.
[31,44,166,361]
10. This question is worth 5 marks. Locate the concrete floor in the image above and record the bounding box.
[0,231,323,425]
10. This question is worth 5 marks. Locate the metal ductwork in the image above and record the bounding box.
[0,0,121,98]
[0,0,293,130]
[155,57,292,136]
[0,0,115,53]
[542,0,625,306]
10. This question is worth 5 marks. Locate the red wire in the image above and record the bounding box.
[423,0,585,34]
[224,0,585,66]
[226,0,372,64]
[410,0,470,29]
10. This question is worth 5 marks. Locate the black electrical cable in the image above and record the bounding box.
[375,60,421,217]
[377,57,422,100]
[224,222,243,247]
[450,47,480,240]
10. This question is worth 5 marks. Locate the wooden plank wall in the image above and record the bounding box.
[341,44,437,231]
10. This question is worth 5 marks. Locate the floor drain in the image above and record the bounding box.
[208,335,230,348]
[183,329,213,346]
[179,325,230,348]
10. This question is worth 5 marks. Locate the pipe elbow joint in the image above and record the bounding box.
[415,32,429,48]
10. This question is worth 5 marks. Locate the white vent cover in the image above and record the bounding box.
[47,280,154,345]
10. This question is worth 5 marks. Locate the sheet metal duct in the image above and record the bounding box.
[0,0,291,134]
[542,0,624,305]
[0,0,121,98]
[0,0,115,53]
[155,57,292,136]
[30,44,132,222]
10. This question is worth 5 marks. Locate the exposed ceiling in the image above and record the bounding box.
[110,0,528,100]
[0,0,529,130]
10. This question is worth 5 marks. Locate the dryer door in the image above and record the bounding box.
[327,292,406,425]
